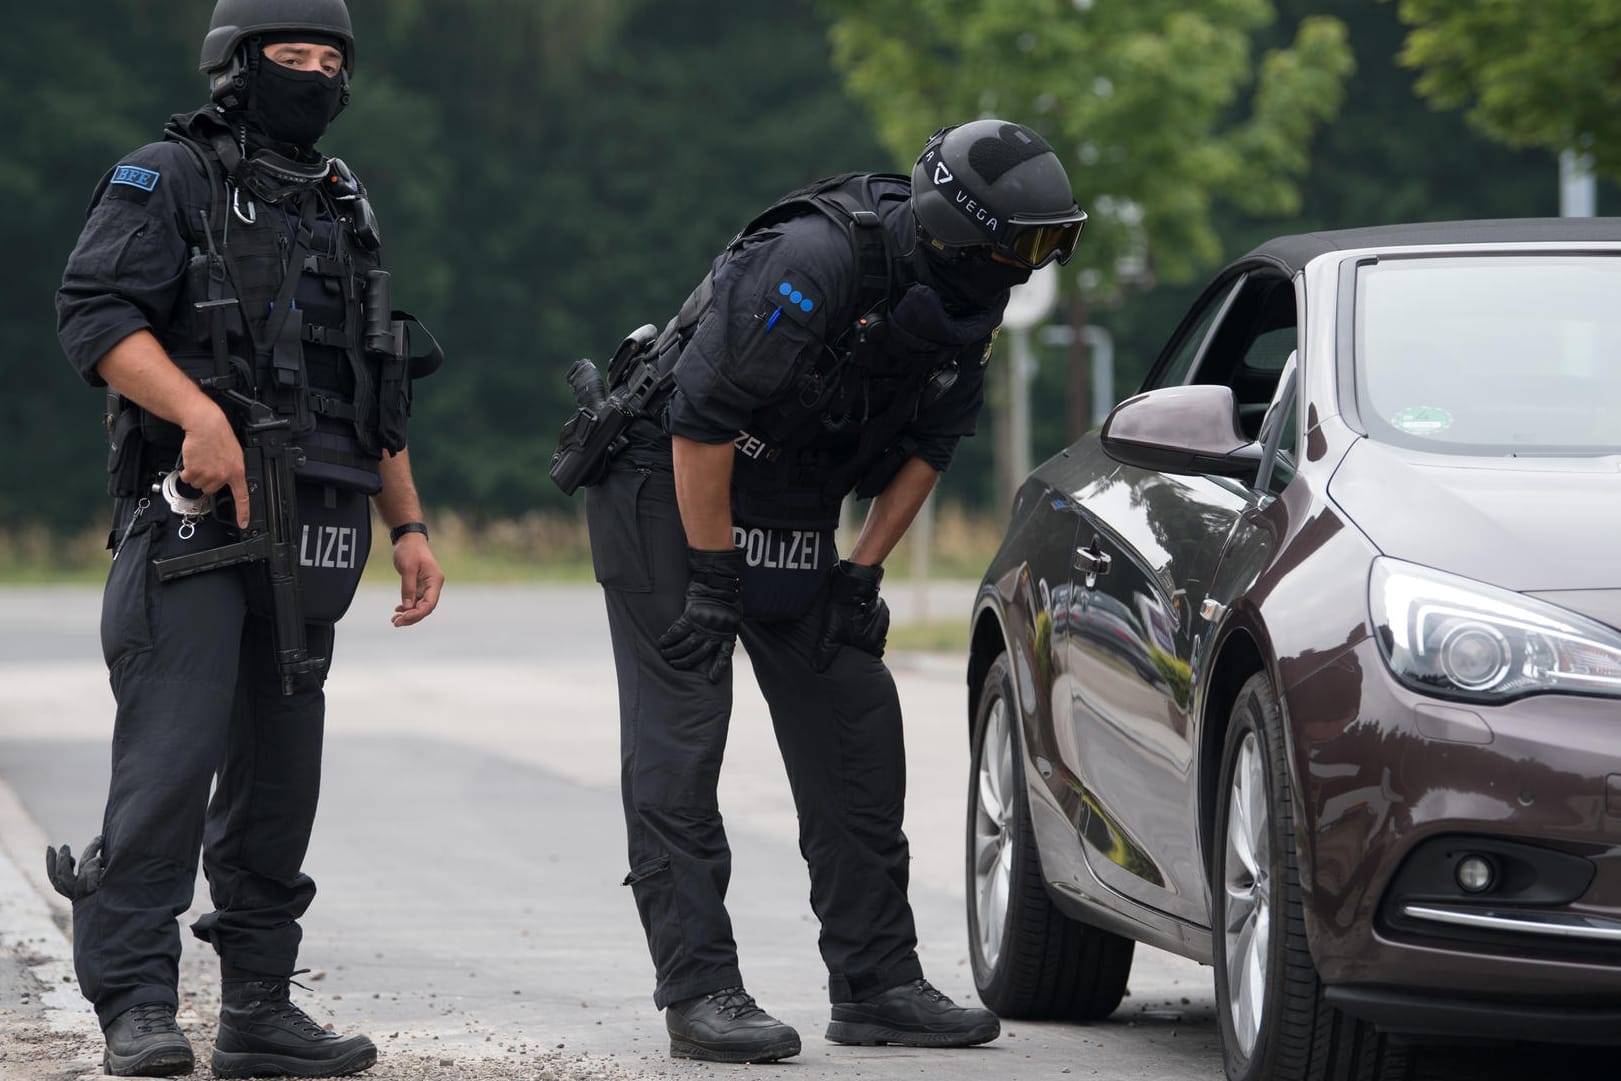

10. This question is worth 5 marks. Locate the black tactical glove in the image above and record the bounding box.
[813,560,890,673]
[45,836,103,902]
[658,547,744,683]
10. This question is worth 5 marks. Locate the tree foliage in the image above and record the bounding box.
[1394,0,1621,179]
[821,0,1354,291]
[3,0,1606,537]
[4,0,886,530]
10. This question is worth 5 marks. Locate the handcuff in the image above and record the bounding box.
[154,470,215,541]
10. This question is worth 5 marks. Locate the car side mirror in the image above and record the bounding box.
[1100,384,1265,479]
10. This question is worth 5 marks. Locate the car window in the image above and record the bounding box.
[1355,254,1621,455]
[1191,273,1299,438]
[1145,276,1242,391]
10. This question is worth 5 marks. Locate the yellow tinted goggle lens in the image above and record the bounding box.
[1008,220,1085,267]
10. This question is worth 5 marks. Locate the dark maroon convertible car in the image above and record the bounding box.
[964,219,1621,1081]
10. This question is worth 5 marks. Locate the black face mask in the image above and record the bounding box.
[883,283,1004,357]
[245,60,347,150]
[919,247,1031,314]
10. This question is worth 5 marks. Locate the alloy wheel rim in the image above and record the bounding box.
[1222,731,1272,1058]
[973,695,1015,971]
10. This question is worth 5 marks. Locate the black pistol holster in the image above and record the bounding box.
[548,323,666,495]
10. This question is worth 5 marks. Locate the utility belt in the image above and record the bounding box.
[104,364,385,499]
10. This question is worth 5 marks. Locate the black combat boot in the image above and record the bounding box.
[826,977,1001,1047]
[211,974,377,1078]
[664,985,801,1063]
[101,1002,195,1077]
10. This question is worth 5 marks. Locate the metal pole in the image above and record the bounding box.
[999,264,1057,508]
[1008,325,1033,496]
[1561,148,1596,218]
[1080,324,1115,428]
[910,492,934,624]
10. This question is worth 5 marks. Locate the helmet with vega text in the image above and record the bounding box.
[911,119,1086,269]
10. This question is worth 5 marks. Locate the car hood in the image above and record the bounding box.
[1328,440,1621,599]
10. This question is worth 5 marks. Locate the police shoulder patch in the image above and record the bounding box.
[756,269,825,332]
[110,165,161,192]
[102,162,163,206]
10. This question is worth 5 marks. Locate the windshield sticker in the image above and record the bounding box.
[1389,405,1454,436]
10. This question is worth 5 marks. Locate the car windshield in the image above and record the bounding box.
[1354,254,1621,455]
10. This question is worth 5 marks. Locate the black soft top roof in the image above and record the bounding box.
[1237,217,1621,273]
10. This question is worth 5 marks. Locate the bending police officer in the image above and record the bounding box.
[582,119,1084,1063]
[50,0,444,1076]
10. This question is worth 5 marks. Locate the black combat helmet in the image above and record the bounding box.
[200,0,355,76]
[911,120,1086,269]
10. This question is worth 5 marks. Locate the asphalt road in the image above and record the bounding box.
[0,582,1219,1080]
[2,583,1600,1081]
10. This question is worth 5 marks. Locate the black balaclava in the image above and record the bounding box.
[922,247,1032,314]
[242,33,348,151]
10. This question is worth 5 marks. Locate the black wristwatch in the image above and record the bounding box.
[389,521,429,545]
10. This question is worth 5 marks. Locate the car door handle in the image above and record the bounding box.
[1074,542,1111,586]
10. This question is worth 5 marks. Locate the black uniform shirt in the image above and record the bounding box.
[57,140,209,386]
[667,196,994,481]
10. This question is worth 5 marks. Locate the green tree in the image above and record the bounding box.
[6,0,887,533]
[1079,0,1572,483]
[0,3,197,531]
[1394,0,1621,181]
[821,0,1353,449]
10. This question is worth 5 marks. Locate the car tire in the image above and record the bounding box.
[1212,672,1413,1081]
[967,652,1135,1020]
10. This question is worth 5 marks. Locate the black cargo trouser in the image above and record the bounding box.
[74,498,333,1030]
[587,460,923,1009]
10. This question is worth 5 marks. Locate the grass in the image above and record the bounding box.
[887,618,973,653]
[0,501,1007,593]
[0,510,600,587]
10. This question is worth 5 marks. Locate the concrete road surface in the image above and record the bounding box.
[1,584,1597,1080]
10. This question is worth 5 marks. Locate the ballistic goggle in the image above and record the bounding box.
[1000,210,1088,269]
[240,149,334,205]
[920,206,1088,270]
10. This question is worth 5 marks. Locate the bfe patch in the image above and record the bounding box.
[104,164,161,205]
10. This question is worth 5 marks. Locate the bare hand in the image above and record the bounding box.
[390,534,444,627]
[179,406,249,528]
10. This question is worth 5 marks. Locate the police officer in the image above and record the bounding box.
[49,1,444,1075]
[584,119,1084,1062]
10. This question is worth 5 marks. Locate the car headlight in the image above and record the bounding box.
[1369,557,1621,703]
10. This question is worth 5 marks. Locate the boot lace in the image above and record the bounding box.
[125,1002,178,1034]
[910,978,953,1005]
[705,986,764,1021]
[264,995,331,1040]
[229,969,331,1040]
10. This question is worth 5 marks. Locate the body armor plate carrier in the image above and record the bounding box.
[107,107,442,498]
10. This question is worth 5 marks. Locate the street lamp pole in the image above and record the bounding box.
[1561,147,1596,218]
[998,263,1059,508]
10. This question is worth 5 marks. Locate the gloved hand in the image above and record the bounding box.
[813,560,890,673]
[45,836,103,902]
[658,547,744,683]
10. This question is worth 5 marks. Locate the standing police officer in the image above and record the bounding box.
[582,120,1084,1062]
[50,1,443,1075]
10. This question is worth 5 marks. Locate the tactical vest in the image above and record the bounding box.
[109,108,408,497]
[661,173,964,529]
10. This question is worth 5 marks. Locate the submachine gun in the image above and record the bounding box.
[151,381,320,696]
[548,323,666,495]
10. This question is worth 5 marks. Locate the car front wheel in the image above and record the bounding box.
[1212,672,1413,1081]
[967,651,1134,1020]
